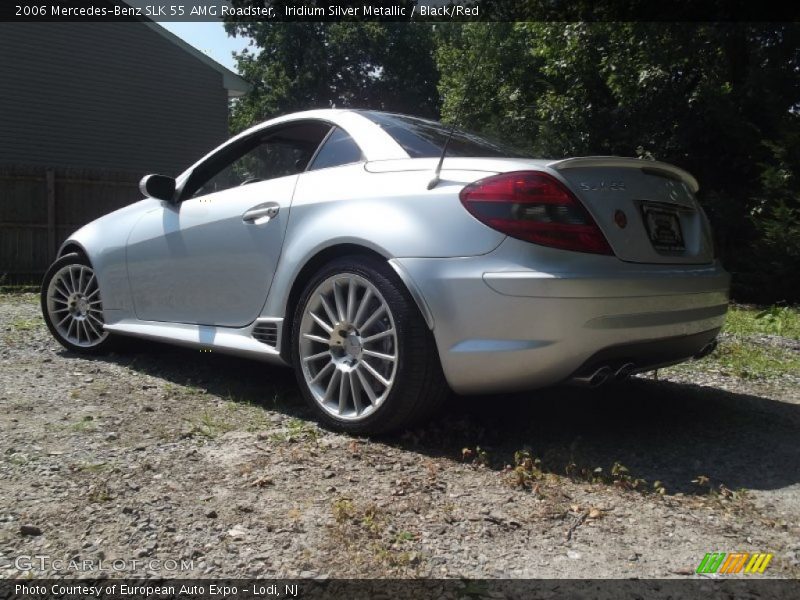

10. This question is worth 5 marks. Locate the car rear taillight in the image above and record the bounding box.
[459,171,613,255]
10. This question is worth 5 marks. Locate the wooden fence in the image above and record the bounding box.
[0,166,142,283]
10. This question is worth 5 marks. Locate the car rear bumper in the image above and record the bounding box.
[392,238,730,394]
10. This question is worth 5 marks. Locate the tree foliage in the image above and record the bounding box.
[223,20,439,132]
[437,23,800,302]
[226,20,800,302]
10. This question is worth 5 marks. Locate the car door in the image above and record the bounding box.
[126,120,332,327]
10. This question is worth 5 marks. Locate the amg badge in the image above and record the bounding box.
[579,181,626,191]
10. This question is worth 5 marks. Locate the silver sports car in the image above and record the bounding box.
[41,109,730,433]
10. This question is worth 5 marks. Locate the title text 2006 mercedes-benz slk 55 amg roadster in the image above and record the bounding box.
[41,109,730,433]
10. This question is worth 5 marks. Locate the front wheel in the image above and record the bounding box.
[41,253,115,353]
[291,255,448,434]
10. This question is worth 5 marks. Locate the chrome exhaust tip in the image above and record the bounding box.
[615,362,636,380]
[694,339,718,359]
[572,366,613,388]
[591,366,613,387]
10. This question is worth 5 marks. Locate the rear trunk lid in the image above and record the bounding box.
[547,157,713,264]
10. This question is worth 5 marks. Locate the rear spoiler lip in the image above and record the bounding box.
[547,156,699,193]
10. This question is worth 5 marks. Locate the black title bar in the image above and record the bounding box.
[5,579,800,600]
[3,0,800,22]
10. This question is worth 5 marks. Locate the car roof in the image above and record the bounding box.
[174,109,411,182]
[219,109,410,164]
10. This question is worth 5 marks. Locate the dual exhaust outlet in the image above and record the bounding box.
[571,339,719,388]
[571,363,636,388]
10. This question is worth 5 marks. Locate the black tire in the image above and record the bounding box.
[290,255,449,435]
[41,253,118,354]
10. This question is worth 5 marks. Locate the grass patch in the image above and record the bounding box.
[71,417,97,433]
[184,410,234,439]
[9,317,42,331]
[86,483,113,503]
[506,448,657,494]
[223,394,275,432]
[712,339,800,379]
[664,304,800,380]
[724,305,800,339]
[667,339,800,379]
[328,497,419,571]
[270,418,321,443]
[394,530,417,543]
[0,286,39,295]
[7,454,30,466]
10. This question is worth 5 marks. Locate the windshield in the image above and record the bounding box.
[358,111,525,159]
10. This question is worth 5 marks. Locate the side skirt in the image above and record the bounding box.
[104,317,288,365]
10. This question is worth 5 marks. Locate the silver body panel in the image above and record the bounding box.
[104,317,284,362]
[394,236,728,393]
[126,174,296,326]
[60,109,730,393]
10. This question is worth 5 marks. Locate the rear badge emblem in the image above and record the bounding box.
[579,181,626,191]
[614,209,628,228]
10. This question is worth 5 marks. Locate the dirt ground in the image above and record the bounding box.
[1,292,799,579]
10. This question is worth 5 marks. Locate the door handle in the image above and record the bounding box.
[242,203,280,225]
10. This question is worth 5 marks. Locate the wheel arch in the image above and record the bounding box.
[58,241,90,261]
[278,242,433,362]
[40,249,113,353]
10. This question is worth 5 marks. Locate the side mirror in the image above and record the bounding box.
[139,174,176,202]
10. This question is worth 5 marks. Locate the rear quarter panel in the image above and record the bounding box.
[261,163,507,318]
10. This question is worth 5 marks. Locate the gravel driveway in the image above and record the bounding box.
[1,292,799,578]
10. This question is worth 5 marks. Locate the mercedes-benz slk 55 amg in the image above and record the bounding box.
[41,110,730,433]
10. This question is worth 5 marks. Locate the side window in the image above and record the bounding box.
[307,127,364,171]
[195,141,303,195]
[183,121,331,199]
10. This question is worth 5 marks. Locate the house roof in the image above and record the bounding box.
[142,21,251,98]
[112,1,251,98]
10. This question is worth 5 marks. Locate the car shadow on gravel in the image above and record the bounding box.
[63,342,800,495]
[409,378,800,495]
[59,339,309,413]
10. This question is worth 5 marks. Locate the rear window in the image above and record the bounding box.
[308,126,364,171]
[359,111,523,158]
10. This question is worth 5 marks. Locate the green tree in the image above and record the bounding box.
[223,19,440,133]
[434,23,541,148]
[437,23,800,301]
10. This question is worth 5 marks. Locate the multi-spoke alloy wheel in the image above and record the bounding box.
[299,273,398,421]
[292,256,449,434]
[41,254,111,352]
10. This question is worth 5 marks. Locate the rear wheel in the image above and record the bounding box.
[41,253,115,353]
[291,255,448,434]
